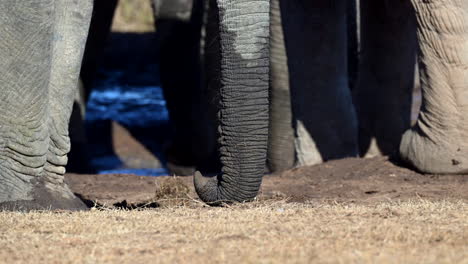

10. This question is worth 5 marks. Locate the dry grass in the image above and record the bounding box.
[0,200,466,263]
[111,0,155,32]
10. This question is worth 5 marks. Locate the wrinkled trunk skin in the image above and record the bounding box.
[400,0,468,174]
[281,0,358,166]
[0,0,92,211]
[354,0,417,158]
[194,0,269,204]
[267,0,295,173]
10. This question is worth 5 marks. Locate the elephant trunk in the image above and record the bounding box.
[194,0,270,204]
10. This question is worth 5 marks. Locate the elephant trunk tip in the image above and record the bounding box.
[193,171,223,205]
[194,171,255,206]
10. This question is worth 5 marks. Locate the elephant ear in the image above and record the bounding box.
[193,0,270,204]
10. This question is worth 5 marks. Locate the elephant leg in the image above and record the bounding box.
[281,0,358,166]
[400,0,468,174]
[354,0,417,158]
[194,0,270,204]
[0,0,92,211]
[268,0,295,173]
[158,0,217,175]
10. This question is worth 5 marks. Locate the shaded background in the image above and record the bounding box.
[73,0,422,176]
[78,0,171,176]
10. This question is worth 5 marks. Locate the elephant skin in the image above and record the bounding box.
[194,0,270,204]
[196,0,468,203]
[0,0,92,210]
[1,0,467,210]
[400,0,468,174]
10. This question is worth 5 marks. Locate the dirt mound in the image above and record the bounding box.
[66,157,467,208]
[261,157,467,203]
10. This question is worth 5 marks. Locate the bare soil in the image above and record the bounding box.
[65,120,468,208]
[66,156,468,208]
[2,2,467,262]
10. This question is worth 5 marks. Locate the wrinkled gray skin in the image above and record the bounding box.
[0,0,269,209]
[400,0,468,174]
[194,0,270,204]
[196,0,468,203]
[1,0,466,209]
[268,0,359,171]
[267,0,415,170]
[0,0,92,210]
[266,0,468,176]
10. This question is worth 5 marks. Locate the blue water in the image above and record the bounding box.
[87,85,169,127]
[99,168,169,177]
[85,70,170,176]
[86,71,169,127]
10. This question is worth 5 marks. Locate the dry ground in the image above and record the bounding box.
[2,155,467,263]
[0,200,466,263]
[1,1,465,263]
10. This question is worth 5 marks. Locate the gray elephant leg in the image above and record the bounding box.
[354,0,417,158]
[0,0,92,211]
[400,0,468,174]
[194,0,270,204]
[281,0,358,166]
[267,0,295,173]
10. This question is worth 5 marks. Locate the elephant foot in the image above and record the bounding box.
[0,180,88,212]
[399,129,468,174]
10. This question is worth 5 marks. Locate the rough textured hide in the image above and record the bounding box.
[268,0,295,172]
[46,0,94,194]
[0,0,92,210]
[0,1,54,202]
[194,0,270,204]
[400,0,468,174]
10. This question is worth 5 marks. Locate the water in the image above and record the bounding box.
[85,70,170,176]
[86,72,169,127]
